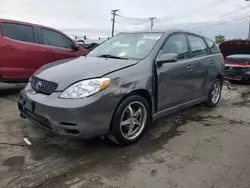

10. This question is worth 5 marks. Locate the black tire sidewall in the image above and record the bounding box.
[110,95,151,146]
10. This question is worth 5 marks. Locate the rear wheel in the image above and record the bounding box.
[205,78,222,107]
[108,95,151,146]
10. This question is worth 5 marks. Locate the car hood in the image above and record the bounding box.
[219,40,250,57]
[34,56,138,90]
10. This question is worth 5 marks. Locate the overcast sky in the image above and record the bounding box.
[0,0,249,40]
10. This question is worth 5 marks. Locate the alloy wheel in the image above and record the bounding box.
[120,101,147,140]
[211,81,221,104]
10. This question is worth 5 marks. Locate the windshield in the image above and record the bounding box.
[88,32,163,60]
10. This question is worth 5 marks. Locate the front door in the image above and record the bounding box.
[39,28,80,65]
[156,33,194,111]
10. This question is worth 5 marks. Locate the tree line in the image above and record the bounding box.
[215,35,249,44]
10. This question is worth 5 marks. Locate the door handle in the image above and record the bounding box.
[210,60,215,65]
[1,45,15,50]
[186,64,193,69]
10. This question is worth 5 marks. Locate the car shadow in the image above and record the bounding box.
[227,80,250,85]
[0,83,25,97]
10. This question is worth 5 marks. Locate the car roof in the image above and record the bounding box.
[118,29,214,41]
[0,18,73,39]
[0,18,58,31]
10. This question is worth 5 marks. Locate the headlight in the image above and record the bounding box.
[59,78,110,99]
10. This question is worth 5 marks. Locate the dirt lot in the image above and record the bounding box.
[0,82,250,188]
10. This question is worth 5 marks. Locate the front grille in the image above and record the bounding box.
[30,76,58,95]
[24,109,52,130]
[225,66,245,78]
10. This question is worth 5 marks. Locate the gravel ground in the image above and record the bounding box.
[0,82,250,188]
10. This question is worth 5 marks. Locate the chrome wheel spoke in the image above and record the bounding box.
[128,105,134,117]
[134,108,142,118]
[134,119,142,126]
[121,119,131,126]
[127,124,134,136]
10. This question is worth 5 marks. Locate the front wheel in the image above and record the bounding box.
[108,95,151,146]
[205,78,222,107]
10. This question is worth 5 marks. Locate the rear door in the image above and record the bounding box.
[187,34,210,99]
[39,28,81,64]
[0,22,43,80]
[205,38,223,81]
[156,33,194,111]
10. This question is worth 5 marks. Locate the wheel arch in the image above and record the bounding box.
[109,89,154,131]
[216,74,224,83]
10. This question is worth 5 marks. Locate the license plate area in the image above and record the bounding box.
[21,96,35,112]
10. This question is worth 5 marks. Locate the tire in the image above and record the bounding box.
[108,95,151,146]
[205,78,222,107]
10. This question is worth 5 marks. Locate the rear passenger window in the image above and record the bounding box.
[160,34,189,60]
[188,35,208,57]
[205,39,220,54]
[41,29,74,49]
[1,23,34,43]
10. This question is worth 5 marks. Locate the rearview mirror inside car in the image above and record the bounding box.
[156,53,178,65]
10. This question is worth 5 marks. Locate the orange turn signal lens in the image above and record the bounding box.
[100,79,110,90]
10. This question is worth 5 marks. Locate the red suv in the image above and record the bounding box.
[0,19,89,83]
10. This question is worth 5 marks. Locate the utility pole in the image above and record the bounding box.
[188,20,192,29]
[149,17,156,30]
[111,9,119,37]
[248,17,250,40]
[246,0,250,40]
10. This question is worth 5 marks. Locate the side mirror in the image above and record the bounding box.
[72,44,80,51]
[156,53,178,65]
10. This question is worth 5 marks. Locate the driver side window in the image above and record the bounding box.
[41,28,74,49]
[160,34,188,60]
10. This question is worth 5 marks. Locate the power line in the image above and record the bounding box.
[191,15,250,30]
[159,0,229,21]
[116,18,150,26]
[148,4,250,30]
[117,0,229,23]
[190,4,250,27]
[117,11,149,22]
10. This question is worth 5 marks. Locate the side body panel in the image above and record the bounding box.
[0,21,43,80]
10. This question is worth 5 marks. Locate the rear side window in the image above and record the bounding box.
[188,35,208,57]
[1,23,34,43]
[205,39,220,54]
[41,28,74,49]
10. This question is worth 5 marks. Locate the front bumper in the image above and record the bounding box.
[18,84,121,139]
[224,66,250,82]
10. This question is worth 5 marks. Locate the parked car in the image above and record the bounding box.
[78,42,99,51]
[219,40,250,82]
[18,29,224,146]
[0,19,89,83]
[224,54,250,82]
[77,39,105,51]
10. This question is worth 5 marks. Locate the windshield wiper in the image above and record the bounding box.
[97,54,129,60]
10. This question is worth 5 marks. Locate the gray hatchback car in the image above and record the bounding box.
[18,29,224,145]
